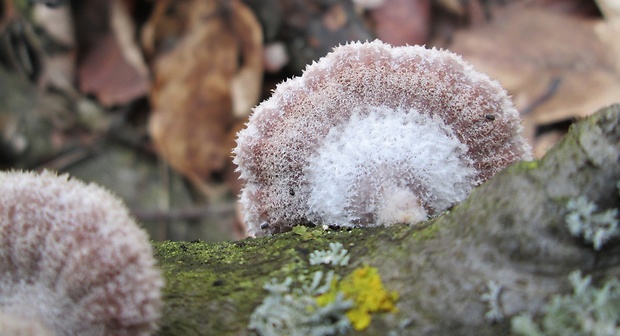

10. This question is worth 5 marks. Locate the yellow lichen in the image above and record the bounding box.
[316,265,398,331]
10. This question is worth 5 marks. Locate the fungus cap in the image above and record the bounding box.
[234,40,532,236]
[0,170,163,335]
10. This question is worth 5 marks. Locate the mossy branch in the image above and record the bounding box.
[153,105,620,336]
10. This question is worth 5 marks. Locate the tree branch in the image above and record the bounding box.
[153,105,620,336]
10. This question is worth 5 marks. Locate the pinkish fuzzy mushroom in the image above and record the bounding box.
[233,40,532,236]
[0,312,52,335]
[0,170,163,335]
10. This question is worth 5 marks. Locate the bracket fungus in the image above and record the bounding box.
[233,40,532,236]
[0,170,163,335]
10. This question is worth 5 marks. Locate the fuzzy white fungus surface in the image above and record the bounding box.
[306,107,476,227]
[234,40,531,236]
[0,170,163,335]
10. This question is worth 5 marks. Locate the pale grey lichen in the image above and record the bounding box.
[248,271,352,336]
[481,280,504,322]
[511,271,620,336]
[302,270,337,295]
[309,242,350,267]
[565,194,619,250]
[249,242,355,335]
[387,318,415,336]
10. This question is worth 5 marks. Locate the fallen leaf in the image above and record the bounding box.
[79,33,149,106]
[77,0,149,106]
[450,4,620,156]
[596,20,620,71]
[147,0,262,200]
[595,0,620,71]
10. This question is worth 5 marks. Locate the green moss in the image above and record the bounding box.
[513,160,540,170]
[410,222,440,242]
[291,225,329,240]
[153,237,309,335]
[153,227,370,335]
[152,223,455,335]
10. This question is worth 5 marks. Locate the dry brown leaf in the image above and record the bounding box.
[450,4,620,156]
[79,33,149,106]
[595,0,620,71]
[596,20,620,71]
[77,0,149,106]
[147,0,262,201]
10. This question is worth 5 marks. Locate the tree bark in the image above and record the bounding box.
[153,104,620,336]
